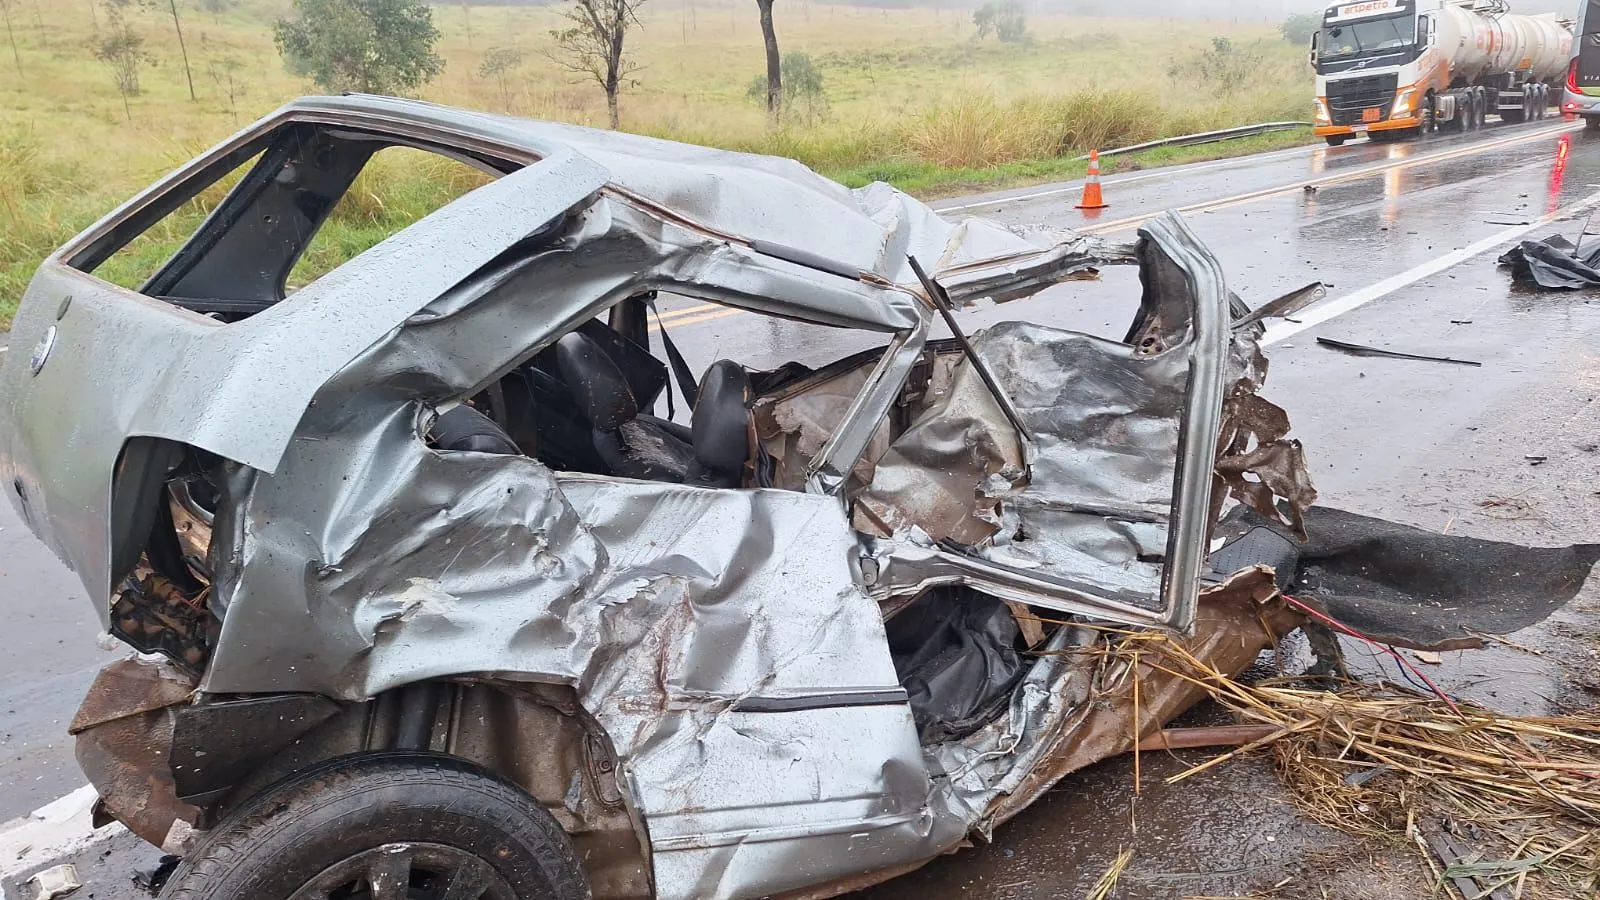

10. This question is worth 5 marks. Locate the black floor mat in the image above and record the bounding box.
[1219,506,1600,650]
[886,586,1026,743]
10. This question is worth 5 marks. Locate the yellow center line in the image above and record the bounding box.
[653,301,725,322]
[647,307,744,331]
[653,121,1576,330]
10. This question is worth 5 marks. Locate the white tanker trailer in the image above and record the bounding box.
[1311,0,1572,145]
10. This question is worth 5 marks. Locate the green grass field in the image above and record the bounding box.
[0,0,1313,327]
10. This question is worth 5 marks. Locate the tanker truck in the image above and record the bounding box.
[1311,0,1572,146]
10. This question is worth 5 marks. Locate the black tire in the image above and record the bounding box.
[1587,115,1600,133]
[160,753,590,900]
[1324,135,1347,147]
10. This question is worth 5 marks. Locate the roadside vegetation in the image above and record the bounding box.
[0,0,1313,327]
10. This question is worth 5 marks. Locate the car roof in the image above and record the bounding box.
[280,94,1078,291]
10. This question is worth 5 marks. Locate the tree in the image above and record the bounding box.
[274,0,443,95]
[746,52,826,125]
[95,6,149,122]
[477,45,522,110]
[206,46,245,123]
[754,0,779,121]
[972,0,1025,43]
[549,0,645,130]
[1167,36,1263,94]
[1,0,20,75]
[1280,12,1320,45]
[162,0,196,100]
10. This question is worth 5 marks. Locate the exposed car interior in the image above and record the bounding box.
[70,115,1175,755]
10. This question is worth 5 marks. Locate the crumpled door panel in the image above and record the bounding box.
[553,478,934,900]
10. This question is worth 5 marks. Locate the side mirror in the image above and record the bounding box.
[1309,29,1319,64]
[1417,14,1432,49]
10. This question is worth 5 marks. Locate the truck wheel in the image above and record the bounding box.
[159,753,590,900]
[1324,136,1347,147]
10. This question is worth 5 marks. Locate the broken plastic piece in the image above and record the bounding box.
[1498,233,1600,289]
[1315,337,1482,367]
[28,864,82,899]
[1232,281,1326,330]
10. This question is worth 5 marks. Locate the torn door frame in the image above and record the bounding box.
[864,213,1238,634]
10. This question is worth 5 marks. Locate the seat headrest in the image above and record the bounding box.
[691,360,752,474]
[556,331,638,432]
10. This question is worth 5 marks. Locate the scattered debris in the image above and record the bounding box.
[1412,650,1443,665]
[1316,337,1482,367]
[1135,724,1282,752]
[1419,826,1516,900]
[1479,494,1539,519]
[131,855,181,894]
[1342,763,1392,787]
[1086,847,1133,900]
[1122,634,1600,898]
[1233,281,1327,330]
[1525,454,1548,466]
[1497,233,1600,289]
[28,863,82,899]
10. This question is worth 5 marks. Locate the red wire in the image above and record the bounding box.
[1280,594,1465,717]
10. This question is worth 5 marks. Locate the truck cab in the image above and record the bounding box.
[1313,0,1566,146]
[1313,0,1430,145]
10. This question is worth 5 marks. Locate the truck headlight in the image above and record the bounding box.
[1392,88,1417,118]
[1315,97,1331,125]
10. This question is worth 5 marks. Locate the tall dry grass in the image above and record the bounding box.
[0,0,1312,325]
[902,89,1162,168]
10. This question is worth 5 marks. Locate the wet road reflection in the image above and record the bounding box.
[659,121,1593,386]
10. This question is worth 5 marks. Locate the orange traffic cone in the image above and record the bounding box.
[1076,149,1108,210]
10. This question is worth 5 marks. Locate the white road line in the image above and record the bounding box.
[1262,186,1600,346]
[0,785,125,897]
[934,145,1321,213]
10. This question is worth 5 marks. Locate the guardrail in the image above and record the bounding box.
[1081,121,1313,161]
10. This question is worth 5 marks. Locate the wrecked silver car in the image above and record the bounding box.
[4,96,1595,900]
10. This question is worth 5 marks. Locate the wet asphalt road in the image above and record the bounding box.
[3,118,1599,898]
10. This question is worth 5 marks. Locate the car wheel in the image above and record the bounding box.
[1324,136,1347,147]
[160,753,590,900]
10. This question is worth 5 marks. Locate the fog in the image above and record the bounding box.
[1024,0,1577,21]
